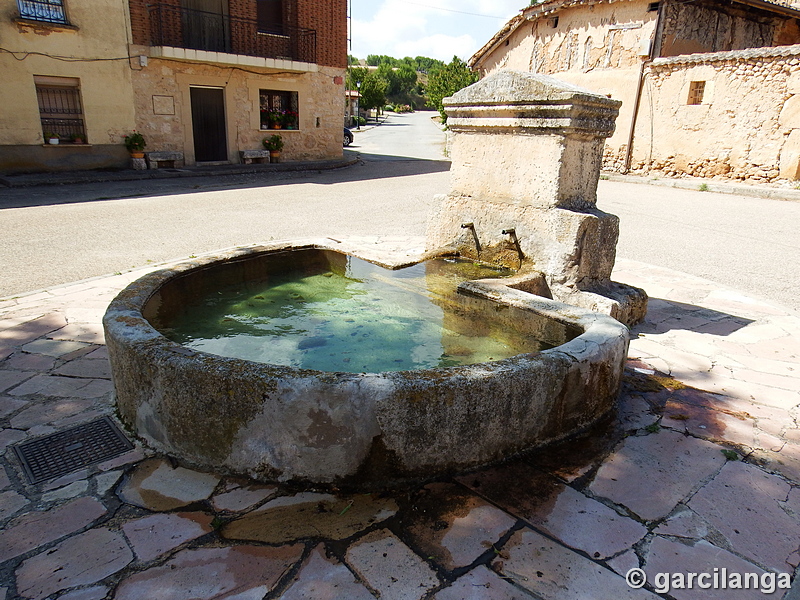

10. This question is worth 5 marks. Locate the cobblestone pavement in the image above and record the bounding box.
[0,240,798,600]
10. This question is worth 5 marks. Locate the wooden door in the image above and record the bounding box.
[190,87,228,162]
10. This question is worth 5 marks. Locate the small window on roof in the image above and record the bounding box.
[548,16,559,28]
[647,2,660,11]
[688,81,705,105]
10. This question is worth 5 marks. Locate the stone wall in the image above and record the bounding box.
[625,44,800,182]
[472,0,800,183]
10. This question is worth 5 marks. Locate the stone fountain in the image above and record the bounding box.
[103,70,644,489]
[428,70,647,326]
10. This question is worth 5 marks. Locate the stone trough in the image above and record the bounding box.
[103,71,643,488]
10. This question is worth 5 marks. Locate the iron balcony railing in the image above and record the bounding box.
[148,4,316,64]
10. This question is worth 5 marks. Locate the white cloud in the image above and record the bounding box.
[350,0,523,62]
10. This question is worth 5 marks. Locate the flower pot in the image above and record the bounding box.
[129,151,145,159]
[48,138,59,145]
[269,150,281,163]
[270,123,282,130]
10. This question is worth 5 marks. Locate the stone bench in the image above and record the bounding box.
[240,149,271,164]
[146,151,183,169]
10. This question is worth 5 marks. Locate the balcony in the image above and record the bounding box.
[148,4,316,65]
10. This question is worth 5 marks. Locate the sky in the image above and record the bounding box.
[349,0,525,63]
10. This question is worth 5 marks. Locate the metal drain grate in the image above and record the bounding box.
[13,417,134,484]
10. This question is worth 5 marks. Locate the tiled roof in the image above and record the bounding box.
[652,42,800,65]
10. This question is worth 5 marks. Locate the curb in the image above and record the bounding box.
[0,153,360,189]
[603,172,800,203]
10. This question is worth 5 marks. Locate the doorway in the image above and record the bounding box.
[190,87,228,162]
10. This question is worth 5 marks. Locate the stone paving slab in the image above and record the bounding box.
[497,528,661,600]
[432,566,533,599]
[589,429,727,521]
[401,482,517,570]
[15,528,132,600]
[113,545,304,600]
[0,497,107,563]
[118,458,220,511]
[0,252,799,599]
[281,545,375,600]
[643,537,783,600]
[121,512,213,562]
[688,460,800,573]
[346,529,439,600]
[222,492,398,544]
[460,461,647,559]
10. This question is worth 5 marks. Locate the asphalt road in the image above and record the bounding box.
[1,109,799,312]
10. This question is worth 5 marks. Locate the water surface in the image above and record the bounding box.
[157,256,576,373]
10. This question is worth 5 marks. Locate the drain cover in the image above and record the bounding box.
[13,417,133,484]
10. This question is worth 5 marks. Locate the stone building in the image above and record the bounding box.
[127,0,347,165]
[470,0,800,182]
[0,0,137,172]
[0,0,347,173]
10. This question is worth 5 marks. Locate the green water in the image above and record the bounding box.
[157,256,573,373]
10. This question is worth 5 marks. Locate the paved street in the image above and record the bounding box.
[1,109,799,312]
[0,109,799,599]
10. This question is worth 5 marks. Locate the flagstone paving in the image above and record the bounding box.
[0,244,798,599]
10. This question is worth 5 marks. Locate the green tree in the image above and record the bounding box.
[346,66,368,91]
[394,64,417,95]
[414,56,445,74]
[376,63,399,95]
[358,71,388,112]
[426,56,478,124]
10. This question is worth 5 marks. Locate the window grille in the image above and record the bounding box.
[17,0,68,24]
[36,79,86,141]
[688,81,705,105]
[260,89,299,129]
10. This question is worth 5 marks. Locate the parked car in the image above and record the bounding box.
[343,127,354,147]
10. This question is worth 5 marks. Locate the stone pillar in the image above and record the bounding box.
[426,70,647,325]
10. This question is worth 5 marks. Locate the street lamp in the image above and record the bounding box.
[356,81,361,130]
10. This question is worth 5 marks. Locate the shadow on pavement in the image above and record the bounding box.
[0,154,451,210]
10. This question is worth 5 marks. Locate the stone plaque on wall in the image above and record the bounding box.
[152,95,175,115]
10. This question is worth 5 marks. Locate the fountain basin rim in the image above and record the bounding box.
[103,239,630,488]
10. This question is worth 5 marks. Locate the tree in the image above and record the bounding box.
[426,56,478,124]
[346,66,368,91]
[358,71,388,112]
[394,64,418,96]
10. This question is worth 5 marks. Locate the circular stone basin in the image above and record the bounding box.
[103,242,630,488]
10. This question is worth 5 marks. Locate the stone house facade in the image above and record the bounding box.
[0,0,137,172]
[470,0,800,182]
[128,0,347,165]
[0,0,347,173]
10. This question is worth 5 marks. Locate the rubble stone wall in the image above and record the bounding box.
[622,44,800,182]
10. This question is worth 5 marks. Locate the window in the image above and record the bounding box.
[260,89,299,129]
[548,16,559,28]
[688,81,705,105]
[35,76,86,141]
[17,0,68,24]
[647,2,660,11]
[257,0,283,33]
